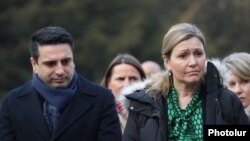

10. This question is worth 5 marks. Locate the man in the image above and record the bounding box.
[0,26,122,141]
[141,60,162,78]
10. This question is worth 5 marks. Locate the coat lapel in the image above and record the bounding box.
[52,91,96,139]
[16,87,50,140]
[52,77,97,140]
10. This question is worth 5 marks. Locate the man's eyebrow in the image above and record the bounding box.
[42,60,56,65]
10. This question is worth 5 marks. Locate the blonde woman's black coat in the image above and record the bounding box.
[122,62,249,141]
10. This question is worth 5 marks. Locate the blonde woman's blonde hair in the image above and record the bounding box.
[162,23,205,59]
[148,23,205,96]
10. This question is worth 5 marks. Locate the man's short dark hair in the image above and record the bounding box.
[30,26,75,61]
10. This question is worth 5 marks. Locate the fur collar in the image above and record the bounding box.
[208,58,224,78]
[117,81,148,117]
[118,60,220,115]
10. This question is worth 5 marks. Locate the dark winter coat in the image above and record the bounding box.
[0,74,122,141]
[120,62,249,141]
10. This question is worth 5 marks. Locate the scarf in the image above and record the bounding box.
[167,86,203,141]
[32,73,77,111]
[116,101,127,118]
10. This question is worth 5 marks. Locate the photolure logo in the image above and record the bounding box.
[208,129,247,136]
[204,125,250,140]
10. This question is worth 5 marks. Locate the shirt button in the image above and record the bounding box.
[130,106,134,110]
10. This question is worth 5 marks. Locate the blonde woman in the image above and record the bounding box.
[120,23,249,141]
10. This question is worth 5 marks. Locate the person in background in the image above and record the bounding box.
[141,60,162,78]
[0,26,122,141]
[120,23,249,141]
[222,52,250,120]
[101,53,146,133]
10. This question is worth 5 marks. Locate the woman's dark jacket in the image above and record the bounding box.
[121,61,249,141]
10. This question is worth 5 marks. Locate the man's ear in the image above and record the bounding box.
[30,57,38,73]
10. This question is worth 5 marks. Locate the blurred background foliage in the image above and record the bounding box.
[1,0,250,99]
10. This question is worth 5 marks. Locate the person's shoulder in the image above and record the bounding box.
[219,87,236,98]
[218,87,242,105]
[77,74,112,96]
[2,81,32,101]
[119,81,147,102]
[118,80,162,113]
[217,87,249,124]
